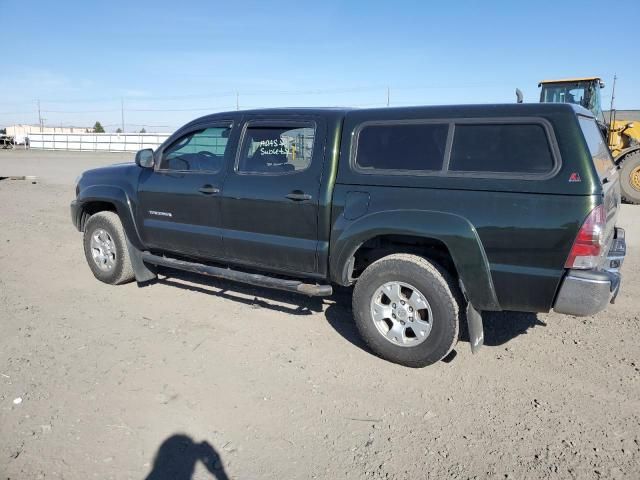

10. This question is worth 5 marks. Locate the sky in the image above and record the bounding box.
[1,0,638,132]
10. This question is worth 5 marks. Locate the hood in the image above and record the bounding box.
[77,162,141,195]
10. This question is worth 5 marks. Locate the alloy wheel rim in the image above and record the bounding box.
[90,228,117,271]
[630,165,640,192]
[370,281,433,347]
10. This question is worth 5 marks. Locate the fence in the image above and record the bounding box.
[28,132,172,152]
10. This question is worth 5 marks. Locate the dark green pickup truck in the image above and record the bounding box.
[71,103,626,367]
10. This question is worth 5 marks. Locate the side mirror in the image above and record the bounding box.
[135,148,155,168]
[626,122,634,130]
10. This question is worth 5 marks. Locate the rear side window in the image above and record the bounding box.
[449,123,554,174]
[237,124,315,174]
[355,123,449,172]
[578,116,615,180]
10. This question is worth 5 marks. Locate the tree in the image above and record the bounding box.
[0,128,6,135]
[139,128,147,133]
[93,121,105,133]
[116,128,122,133]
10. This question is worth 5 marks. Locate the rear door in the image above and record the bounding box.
[219,116,326,274]
[137,120,235,258]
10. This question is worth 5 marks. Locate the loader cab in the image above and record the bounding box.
[539,77,606,123]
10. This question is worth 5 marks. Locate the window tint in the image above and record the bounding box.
[237,125,314,174]
[578,116,615,180]
[160,126,230,172]
[356,123,448,171]
[449,123,554,174]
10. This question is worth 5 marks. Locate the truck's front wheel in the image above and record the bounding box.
[83,211,135,285]
[352,254,460,367]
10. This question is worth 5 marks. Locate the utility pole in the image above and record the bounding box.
[37,99,42,132]
[607,74,617,145]
[386,86,390,107]
[236,91,239,111]
[121,98,125,133]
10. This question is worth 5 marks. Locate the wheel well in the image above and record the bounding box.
[79,201,117,231]
[350,234,457,281]
[615,147,640,166]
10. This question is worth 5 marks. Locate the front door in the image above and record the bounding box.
[137,121,235,259]
[220,117,326,274]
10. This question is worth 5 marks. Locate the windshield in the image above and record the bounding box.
[578,116,615,181]
[541,83,589,109]
[542,82,605,123]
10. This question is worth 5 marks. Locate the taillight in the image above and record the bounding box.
[565,204,606,269]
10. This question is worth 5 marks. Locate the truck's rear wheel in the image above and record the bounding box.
[83,211,135,285]
[352,254,460,367]
[619,151,640,204]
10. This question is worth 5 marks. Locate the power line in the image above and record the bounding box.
[126,106,237,112]
[41,109,121,113]
[0,110,37,115]
[4,81,524,107]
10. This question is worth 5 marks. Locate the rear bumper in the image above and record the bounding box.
[553,227,625,316]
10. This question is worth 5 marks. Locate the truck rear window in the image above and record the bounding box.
[578,116,615,181]
[449,123,554,174]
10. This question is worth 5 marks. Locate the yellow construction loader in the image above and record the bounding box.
[539,77,640,203]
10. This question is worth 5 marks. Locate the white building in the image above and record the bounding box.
[6,124,94,144]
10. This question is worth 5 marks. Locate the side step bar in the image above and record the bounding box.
[140,252,333,297]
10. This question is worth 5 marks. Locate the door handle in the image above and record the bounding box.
[285,191,312,201]
[198,185,220,195]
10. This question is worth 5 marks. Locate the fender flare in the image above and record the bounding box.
[614,145,640,166]
[329,209,501,311]
[76,185,145,250]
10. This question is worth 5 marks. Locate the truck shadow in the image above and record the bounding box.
[323,301,546,351]
[476,311,546,346]
[152,270,545,356]
[155,269,326,316]
[144,434,229,480]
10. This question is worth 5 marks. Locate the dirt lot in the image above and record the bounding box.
[1,150,639,480]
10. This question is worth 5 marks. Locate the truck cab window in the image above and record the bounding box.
[160,126,230,172]
[237,125,315,174]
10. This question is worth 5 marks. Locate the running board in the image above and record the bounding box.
[140,252,333,297]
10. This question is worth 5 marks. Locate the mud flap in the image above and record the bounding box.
[125,237,157,283]
[466,302,484,354]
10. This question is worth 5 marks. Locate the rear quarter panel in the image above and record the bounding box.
[331,186,595,312]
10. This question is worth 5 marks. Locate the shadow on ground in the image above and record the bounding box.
[479,311,546,346]
[145,434,229,480]
[151,269,545,359]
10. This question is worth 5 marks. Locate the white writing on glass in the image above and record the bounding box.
[258,138,288,155]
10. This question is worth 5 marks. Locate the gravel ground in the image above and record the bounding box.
[1,150,639,480]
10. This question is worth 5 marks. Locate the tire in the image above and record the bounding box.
[83,211,135,285]
[619,150,640,204]
[352,254,460,368]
